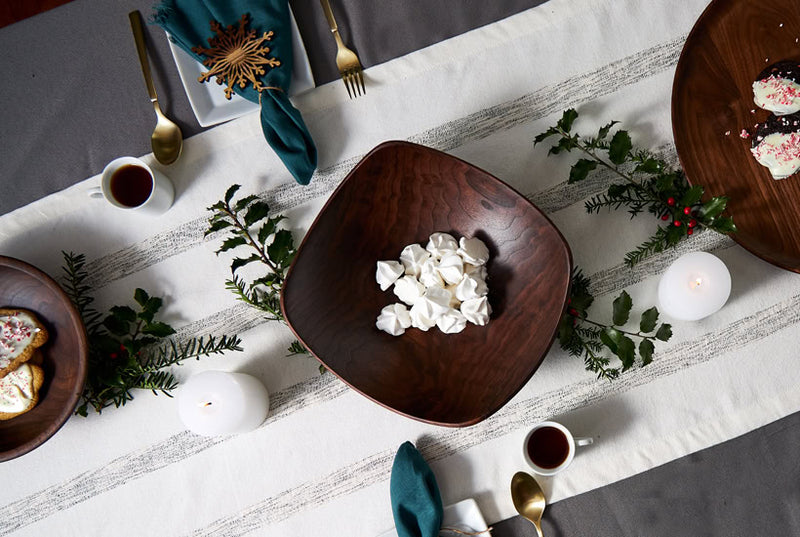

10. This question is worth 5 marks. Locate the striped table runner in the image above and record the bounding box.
[2,0,799,535]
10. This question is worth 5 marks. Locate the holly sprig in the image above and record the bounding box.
[559,269,672,380]
[62,252,243,416]
[535,109,736,267]
[206,185,314,366]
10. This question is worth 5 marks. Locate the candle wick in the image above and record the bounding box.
[200,401,212,407]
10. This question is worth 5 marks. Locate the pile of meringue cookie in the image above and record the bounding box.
[375,232,492,336]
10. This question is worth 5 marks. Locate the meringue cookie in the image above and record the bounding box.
[436,253,464,285]
[399,243,430,277]
[436,309,467,334]
[418,257,444,288]
[376,260,404,291]
[413,287,452,320]
[376,303,412,336]
[409,302,437,331]
[461,296,492,326]
[464,262,488,280]
[444,284,462,309]
[457,237,490,266]
[393,275,425,306]
[455,273,489,301]
[425,232,458,259]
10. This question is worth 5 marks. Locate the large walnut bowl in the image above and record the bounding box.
[0,256,88,462]
[281,141,572,427]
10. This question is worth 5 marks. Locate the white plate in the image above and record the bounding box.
[166,10,315,127]
[376,498,489,537]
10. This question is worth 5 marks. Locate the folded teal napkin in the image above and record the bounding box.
[153,0,317,184]
[390,442,443,537]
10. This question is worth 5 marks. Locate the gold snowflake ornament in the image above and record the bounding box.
[191,14,281,100]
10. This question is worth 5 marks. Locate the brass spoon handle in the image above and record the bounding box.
[319,0,339,33]
[129,10,159,104]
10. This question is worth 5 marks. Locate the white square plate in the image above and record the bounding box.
[166,10,315,127]
[376,498,489,537]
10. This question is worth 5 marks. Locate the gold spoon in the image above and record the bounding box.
[129,10,183,165]
[511,471,546,537]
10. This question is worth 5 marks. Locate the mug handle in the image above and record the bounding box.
[88,187,104,199]
[575,436,594,447]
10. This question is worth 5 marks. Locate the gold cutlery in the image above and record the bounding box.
[129,10,183,165]
[319,0,365,98]
[511,471,546,537]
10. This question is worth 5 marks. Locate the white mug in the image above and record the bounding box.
[89,157,174,216]
[523,421,593,476]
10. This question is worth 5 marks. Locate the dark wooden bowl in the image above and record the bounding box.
[0,256,88,462]
[281,141,572,427]
[672,0,800,272]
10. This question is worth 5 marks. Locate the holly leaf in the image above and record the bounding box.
[600,327,623,352]
[569,159,598,183]
[205,219,232,236]
[634,158,662,174]
[655,323,673,341]
[231,254,262,274]
[267,229,294,266]
[597,121,619,140]
[534,127,559,145]
[134,288,150,307]
[654,173,676,192]
[608,130,632,165]
[224,184,241,204]
[244,201,270,227]
[617,336,636,370]
[257,216,285,245]
[109,305,137,323]
[700,196,728,219]
[103,315,130,337]
[217,236,247,254]
[612,290,633,326]
[142,321,176,338]
[639,339,655,365]
[639,306,659,333]
[680,185,704,207]
[711,216,737,234]
[233,194,259,213]
[557,108,579,132]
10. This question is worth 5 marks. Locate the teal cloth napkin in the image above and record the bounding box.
[153,0,317,184]
[390,442,444,537]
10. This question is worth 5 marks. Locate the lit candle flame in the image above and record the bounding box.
[689,277,703,289]
[200,401,213,407]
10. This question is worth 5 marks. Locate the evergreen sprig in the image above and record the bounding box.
[62,252,243,416]
[206,185,314,365]
[558,269,672,380]
[536,109,736,267]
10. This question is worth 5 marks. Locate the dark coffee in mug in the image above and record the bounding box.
[526,425,570,469]
[109,164,153,207]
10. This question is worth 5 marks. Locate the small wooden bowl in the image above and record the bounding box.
[281,141,572,427]
[0,256,88,462]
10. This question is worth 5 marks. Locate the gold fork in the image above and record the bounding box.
[319,0,365,98]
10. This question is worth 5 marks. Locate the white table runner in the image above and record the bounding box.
[2,0,800,535]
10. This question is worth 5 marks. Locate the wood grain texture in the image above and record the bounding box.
[281,141,572,427]
[672,0,800,272]
[0,256,88,462]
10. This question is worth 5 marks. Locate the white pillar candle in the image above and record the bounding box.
[177,371,269,436]
[658,252,731,321]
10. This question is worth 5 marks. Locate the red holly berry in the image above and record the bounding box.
[568,308,579,317]
[688,219,697,228]
[673,220,682,227]
[661,214,669,221]
[667,197,676,206]
[110,353,118,359]
[683,207,691,215]
[687,228,694,235]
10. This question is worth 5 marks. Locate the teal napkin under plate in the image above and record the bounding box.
[390,442,444,537]
[153,0,317,184]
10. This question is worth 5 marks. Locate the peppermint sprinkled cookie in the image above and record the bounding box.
[0,309,48,379]
[750,112,800,180]
[0,363,45,420]
[753,60,800,116]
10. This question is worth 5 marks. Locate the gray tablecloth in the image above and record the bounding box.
[0,1,798,535]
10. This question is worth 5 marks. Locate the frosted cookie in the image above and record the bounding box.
[0,363,45,420]
[750,112,800,180]
[0,309,49,379]
[753,60,800,116]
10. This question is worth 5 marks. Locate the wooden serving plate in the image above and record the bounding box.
[281,141,572,427]
[0,256,88,462]
[672,0,800,271]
